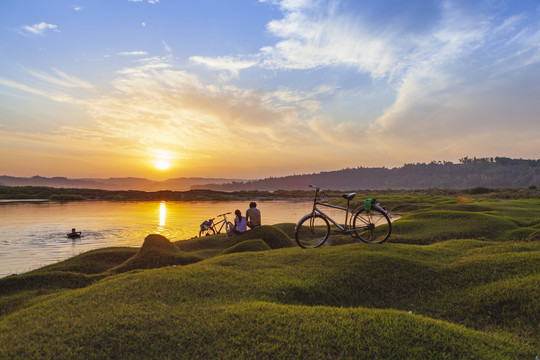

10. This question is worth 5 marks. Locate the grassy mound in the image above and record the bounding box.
[527,230,540,241]
[0,271,94,297]
[0,299,528,360]
[109,234,200,274]
[223,239,271,254]
[231,225,294,249]
[391,210,517,244]
[175,225,294,258]
[1,195,539,359]
[35,247,138,274]
[1,239,538,359]
[443,274,540,338]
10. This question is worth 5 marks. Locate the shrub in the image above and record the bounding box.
[465,186,491,195]
[49,194,86,201]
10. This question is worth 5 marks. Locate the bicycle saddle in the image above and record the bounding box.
[342,193,356,200]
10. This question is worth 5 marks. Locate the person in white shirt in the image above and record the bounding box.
[232,209,247,234]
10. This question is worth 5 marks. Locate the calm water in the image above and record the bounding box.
[0,200,313,277]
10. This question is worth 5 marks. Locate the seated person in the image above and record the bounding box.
[231,209,247,235]
[246,202,261,229]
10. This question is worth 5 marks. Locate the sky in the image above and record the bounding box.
[1,0,539,180]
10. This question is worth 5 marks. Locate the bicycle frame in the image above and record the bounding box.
[200,212,232,237]
[213,218,228,233]
[307,186,360,233]
[295,185,393,247]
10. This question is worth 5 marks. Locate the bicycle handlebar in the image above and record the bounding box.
[217,212,232,217]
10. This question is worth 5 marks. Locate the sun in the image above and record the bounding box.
[155,159,170,170]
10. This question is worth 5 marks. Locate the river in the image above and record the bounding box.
[0,200,313,277]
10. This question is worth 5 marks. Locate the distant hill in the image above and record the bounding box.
[192,157,540,191]
[0,175,239,191]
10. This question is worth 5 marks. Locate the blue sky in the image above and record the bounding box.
[1,0,539,179]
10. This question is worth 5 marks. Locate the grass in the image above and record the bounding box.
[0,194,539,359]
[222,239,272,254]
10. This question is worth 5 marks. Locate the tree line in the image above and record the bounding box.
[192,157,540,191]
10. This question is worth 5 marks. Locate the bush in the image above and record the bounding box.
[465,186,491,195]
[49,194,85,201]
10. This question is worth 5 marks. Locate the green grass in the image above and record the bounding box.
[1,194,539,359]
[222,239,272,254]
[109,234,201,274]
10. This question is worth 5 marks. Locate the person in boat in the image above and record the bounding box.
[68,228,81,237]
[231,209,247,235]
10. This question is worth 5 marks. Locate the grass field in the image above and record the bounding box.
[0,193,539,359]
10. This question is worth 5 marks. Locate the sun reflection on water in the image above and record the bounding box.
[0,200,313,277]
[156,201,168,236]
[159,201,166,227]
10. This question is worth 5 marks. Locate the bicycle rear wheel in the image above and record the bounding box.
[295,214,330,248]
[199,227,215,237]
[352,208,391,244]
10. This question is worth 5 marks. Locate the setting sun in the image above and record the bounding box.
[155,159,170,170]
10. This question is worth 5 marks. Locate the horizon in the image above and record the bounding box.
[1,1,540,180]
[3,155,539,184]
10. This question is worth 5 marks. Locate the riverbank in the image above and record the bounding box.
[1,194,539,358]
[0,185,311,202]
[1,185,539,203]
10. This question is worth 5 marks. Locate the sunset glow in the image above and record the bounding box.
[1,1,539,180]
[155,160,171,171]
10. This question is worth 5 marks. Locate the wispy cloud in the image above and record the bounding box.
[0,77,83,104]
[3,0,540,176]
[128,0,160,4]
[21,67,95,89]
[118,51,149,56]
[190,56,257,78]
[1,57,325,174]
[162,41,172,53]
[21,22,58,36]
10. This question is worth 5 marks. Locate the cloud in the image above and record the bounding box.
[162,40,172,53]
[190,56,258,78]
[1,57,325,173]
[4,1,540,176]
[21,67,95,89]
[21,22,58,36]
[128,0,159,4]
[0,77,85,104]
[118,51,149,56]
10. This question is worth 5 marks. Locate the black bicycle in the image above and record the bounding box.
[295,185,392,248]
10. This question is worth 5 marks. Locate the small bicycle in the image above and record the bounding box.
[295,185,392,248]
[199,212,233,237]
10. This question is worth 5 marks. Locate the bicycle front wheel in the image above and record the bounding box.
[295,215,330,248]
[352,208,391,244]
[199,227,215,237]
